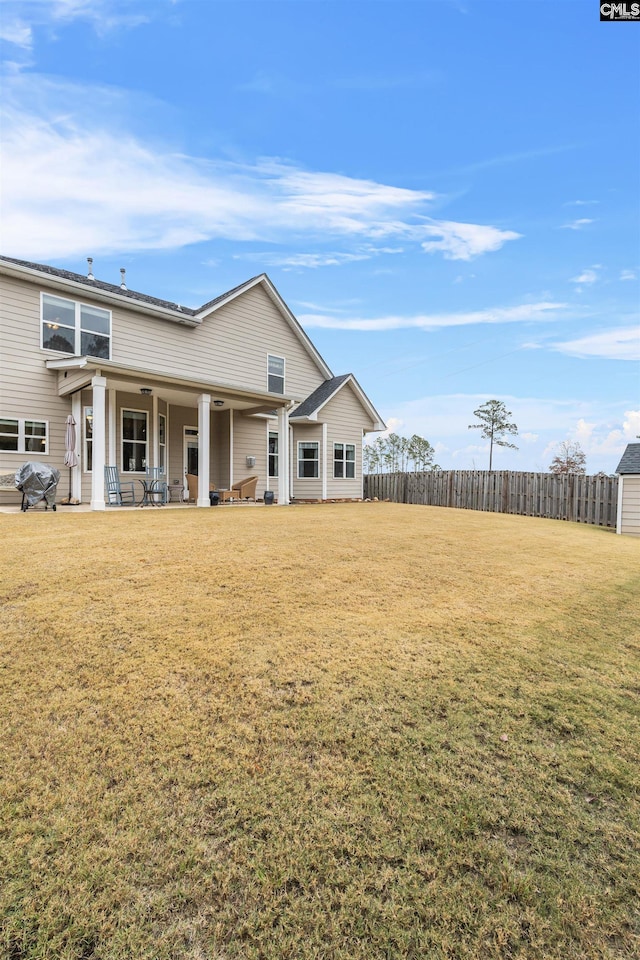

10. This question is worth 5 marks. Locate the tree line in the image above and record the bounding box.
[365,399,591,475]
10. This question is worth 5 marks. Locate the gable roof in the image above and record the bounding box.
[0,255,333,379]
[615,443,640,474]
[290,374,385,431]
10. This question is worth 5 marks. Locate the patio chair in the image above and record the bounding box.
[185,473,216,503]
[145,466,168,505]
[227,475,258,501]
[104,465,136,505]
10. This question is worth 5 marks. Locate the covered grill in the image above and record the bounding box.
[15,462,60,511]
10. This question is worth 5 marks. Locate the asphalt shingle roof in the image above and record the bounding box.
[0,255,261,317]
[290,375,352,419]
[615,443,640,474]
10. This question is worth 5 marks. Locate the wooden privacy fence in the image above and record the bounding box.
[364,470,619,528]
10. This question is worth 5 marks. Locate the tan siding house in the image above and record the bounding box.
[0,256,384,508]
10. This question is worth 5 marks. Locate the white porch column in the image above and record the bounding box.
[90,375,107,510]
[322,422,328,501]
[108,388,117,466]
[71,392,82,502]
[197,393,211,507]
[277,406,290,505]
[229,408,234,486]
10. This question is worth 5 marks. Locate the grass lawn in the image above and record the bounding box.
[1,503,639,960]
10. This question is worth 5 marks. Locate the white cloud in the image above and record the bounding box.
[620,269,637,281]
[554,326,640,361]
[564,199,599,206]
[299,301,566,331]
[0,75,523,261]
[570,268,599,285]
[0,19,33,48]
[421,219,521,260]
[561,218,595,230]
[4,0,151,33]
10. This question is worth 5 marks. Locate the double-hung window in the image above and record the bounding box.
[122,410,148,472]
[334,443,356,479]
[159,414,167,474]
[267,355,285,394]
[42,294,111,359]
[0,418,48,454]
[298,441,319,478]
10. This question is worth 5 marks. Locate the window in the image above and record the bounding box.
[122,410,148,472]
[267,355,285,394]
[298,441,319,478]
[268,431,278,478]
[334,443,356,479]
[42,293,111,359]
[83,407,93,472]
[0,418,47,454]
[159,414,167,474]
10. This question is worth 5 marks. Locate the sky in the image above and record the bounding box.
[1,0,639,473]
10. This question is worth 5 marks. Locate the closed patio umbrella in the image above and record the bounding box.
[60,414,79,505]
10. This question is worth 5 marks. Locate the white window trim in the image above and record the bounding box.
[40,292,112,359]
[268,428,278,478]
[267,353,286,395]
[83,406,93,473]
[297,440,319,479]
[158,412,167,475]
[0,417,49,455]
[121,407,148,473]
[333,441,357,480]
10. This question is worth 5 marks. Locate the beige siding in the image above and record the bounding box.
[112,284,326,398]
[0,276,71,503]
[292,423,323,500]
[232,414,268,498]
[621,476,640,536]
[323,383,376,499]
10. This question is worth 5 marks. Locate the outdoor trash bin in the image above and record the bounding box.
[264,490,274,505]
[209,491,219,506]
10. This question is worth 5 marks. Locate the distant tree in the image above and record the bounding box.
[468,400,518,471]
[407,434,440,471]
[549,440,587,475]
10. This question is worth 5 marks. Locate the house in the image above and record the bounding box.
[615,443,640,537]
[0,256,384,509]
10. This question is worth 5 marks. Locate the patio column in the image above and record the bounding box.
[277,406,290,505]
[197,393,211,507]
[90,375,107,511]
[71,392,82,502]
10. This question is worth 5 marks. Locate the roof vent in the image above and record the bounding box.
[120,268,127,290]
[87,257,94,281]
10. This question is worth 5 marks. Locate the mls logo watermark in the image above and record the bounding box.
[600,2,640,19]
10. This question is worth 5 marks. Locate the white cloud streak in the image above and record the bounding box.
[299,301,567,332]
[0,76,523,262]
[0,19,33,48]
[561,218,595,230]
[554,326,640,361]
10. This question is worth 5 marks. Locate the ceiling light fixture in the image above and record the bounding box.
[140,387,152,396]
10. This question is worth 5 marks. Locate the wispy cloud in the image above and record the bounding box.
[561,218,595,230]
[1,76,523,262]
[554,326,640,361]
[620,269,637,281]
[0,19,33,49]
[570,267,599,286]
[564,199,599,206]
[299,301,566,332]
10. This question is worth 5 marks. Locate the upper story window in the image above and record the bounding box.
[267,355,285,394]
[41,293,111,359]
[0,418,48,455]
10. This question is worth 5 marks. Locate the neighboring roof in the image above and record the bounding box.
[615,443,640,475]
[291,373,385,432]
[0,255,333,379]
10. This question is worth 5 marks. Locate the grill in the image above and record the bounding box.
[15,462,61,512]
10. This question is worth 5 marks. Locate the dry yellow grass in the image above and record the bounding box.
[1,503,639,959]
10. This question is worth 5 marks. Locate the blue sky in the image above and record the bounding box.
[1,0,638,472]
